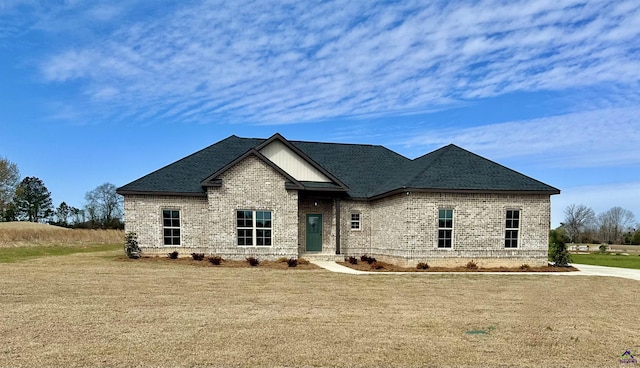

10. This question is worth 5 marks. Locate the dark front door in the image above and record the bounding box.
[306,214,323,252]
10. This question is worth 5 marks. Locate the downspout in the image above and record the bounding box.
[335,198,341,255]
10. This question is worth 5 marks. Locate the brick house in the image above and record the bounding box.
[116,133,560,267]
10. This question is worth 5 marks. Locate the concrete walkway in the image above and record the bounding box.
[310,260,640,281]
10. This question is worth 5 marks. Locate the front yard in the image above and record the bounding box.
[571,253,640,270]
[0,249,639,367]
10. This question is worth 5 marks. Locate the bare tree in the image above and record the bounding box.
[84,183,123,226]
[0,157,20,220]
[562,204,596,243]
[598,207,636,244]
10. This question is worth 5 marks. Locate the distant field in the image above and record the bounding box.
[571,253,640,269]
[0,221,123,247]
[0,250,638,367]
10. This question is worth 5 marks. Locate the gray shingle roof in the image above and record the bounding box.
[117,134,560,198]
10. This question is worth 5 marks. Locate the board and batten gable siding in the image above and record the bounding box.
[207,154,299,260]
[259,140,331,182]
[123,195,208,253]
[368,192,551,267]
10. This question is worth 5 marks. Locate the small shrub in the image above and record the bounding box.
[466,260,478,269]
[167,251,179,259]
[208,255,223,265]
[297,258,310,265]
[348,256,358,265]
[519,264,530,270]
[277,257,289,263]
[246,256,259,266]
[549,241,572,267]
[598,244,607,254]
[361,255,377,264]
[191,253,205,261]
[287,258,298,267]
[416,262,429,270]
[124,232,141,259]
[370,261,384,270]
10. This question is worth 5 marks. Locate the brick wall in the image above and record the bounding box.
[124,154,299,260]
[206,155,299,260]
[123,195,208,254]
[360,191,552,267]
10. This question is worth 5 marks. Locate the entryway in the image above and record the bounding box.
[305,214,322,252]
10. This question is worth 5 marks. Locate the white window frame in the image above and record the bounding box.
[437,208,453,248]
[237,210,272,247]
[350,212,361,231]
[162,209,181,246]
[505,209,520,248]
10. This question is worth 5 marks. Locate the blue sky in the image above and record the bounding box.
[1,0,639,228]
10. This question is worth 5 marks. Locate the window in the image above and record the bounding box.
[438,209,453,248]
[505,209,520,248]
[162,210,181,246]
[350,212,361,230]
[237,210,272,246]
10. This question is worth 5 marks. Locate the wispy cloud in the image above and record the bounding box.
[396,106,640,168]
[9,0,636,125]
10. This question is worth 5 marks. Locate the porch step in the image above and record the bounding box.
[299,253,343,262]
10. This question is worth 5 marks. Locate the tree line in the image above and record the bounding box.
[560,204,639,245]
[0,157,123,229]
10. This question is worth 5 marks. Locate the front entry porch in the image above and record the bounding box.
[298,193,343,260]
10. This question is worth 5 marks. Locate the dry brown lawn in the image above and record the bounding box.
[1,249,639,368]
[0,221,123,247]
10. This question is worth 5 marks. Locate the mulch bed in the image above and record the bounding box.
[122,255,322,270]
[337,261,578,273]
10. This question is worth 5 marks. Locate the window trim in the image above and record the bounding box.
[504,209,520,248]
[236,209,273,247]
[162,209,181,246]
[437,208,454,248]
[350,212,361,231]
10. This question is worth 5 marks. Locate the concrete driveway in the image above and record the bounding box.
[310,261,640,281]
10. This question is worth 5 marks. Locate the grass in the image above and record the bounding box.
[0,221,123,247]
[0,243,121,263]
[0,249,639,367]
[571,253,640,269]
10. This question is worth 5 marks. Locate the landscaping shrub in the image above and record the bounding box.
[287,258,298,267]
[208,255,223,265]
[549,241,572,267]
[416,262,429,270]
[297,258,310,265]
[191,253,205,261]
[519,264,530,270]
[124,232,140,259]
[361,255,376,264]
[246,256,259,266]
[167,251,179,259]
[598,244,607,254]
[466,260,478,269]
[370,261,384,270]
[348,256,358,265]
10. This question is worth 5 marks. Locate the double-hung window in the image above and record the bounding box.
[237,210,272,246]
[163,210,181,246]
[350,212,361,230]
[505,209,520,248]
[438,209,453,248]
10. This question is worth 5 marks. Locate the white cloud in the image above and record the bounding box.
[398,107,640,168]
[22,0,639,125]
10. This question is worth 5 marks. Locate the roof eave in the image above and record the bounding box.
[369,187,561,201]
[116,190,207,197]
